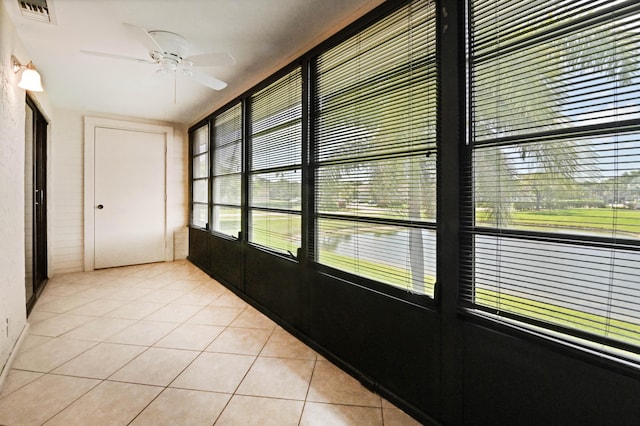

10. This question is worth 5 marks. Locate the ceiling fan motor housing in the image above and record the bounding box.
[149,30,189,71]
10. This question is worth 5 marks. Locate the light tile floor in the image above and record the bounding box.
[0,260,421,425]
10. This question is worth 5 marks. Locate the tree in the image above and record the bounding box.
[314,1,438,294]
[472,11,637,225]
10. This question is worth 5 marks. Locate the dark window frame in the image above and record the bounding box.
[211,102,243,239]
[463,0,640,357]
[247,66,304,258]
[189,122,210,230]
[310,0,439,299]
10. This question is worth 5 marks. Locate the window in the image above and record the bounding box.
[212,103,242,237]
[465,0,640,353]
[191,124,209,229]
[312,0,437,296]
[248,68,302,255]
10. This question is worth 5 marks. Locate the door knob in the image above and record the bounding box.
[97,204,104,209]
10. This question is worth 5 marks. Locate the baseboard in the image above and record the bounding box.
[0,323,30,393]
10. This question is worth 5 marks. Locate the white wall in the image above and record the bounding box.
[50,109,188,274]
[49,109,84,273]
[168,126,189,260]
[0,0,29,377]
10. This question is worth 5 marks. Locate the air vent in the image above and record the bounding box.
[17,0,56,24]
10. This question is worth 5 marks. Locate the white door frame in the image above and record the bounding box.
[84,117,174,271]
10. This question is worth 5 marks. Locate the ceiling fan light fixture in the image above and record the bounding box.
[159,57,178,72]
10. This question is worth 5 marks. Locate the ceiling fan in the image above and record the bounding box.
[82,23,234,91]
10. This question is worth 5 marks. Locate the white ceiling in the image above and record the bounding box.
[4,0,383,125]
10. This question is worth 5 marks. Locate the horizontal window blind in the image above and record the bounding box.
[212,103,242,238]
[466,0,640,353]
[316,153,436,222]
[313,0,437,296]
[213,175,241,205]
[250,170,301,210]
[473,0,640,141]
[248,68,302,254]
[212,206,241,237]
[250,69,302,170]
[214,104,243,175]
[191,125,209,229]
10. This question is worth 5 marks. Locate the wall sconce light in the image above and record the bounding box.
[11,55,44,92]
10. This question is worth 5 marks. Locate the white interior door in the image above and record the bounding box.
[94,127,166,269]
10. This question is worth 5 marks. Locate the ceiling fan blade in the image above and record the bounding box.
[81,50,155,64]
[123,22,163,52]
[188,69,227,90]
[185,52,236,67]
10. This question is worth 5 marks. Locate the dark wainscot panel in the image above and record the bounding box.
[188,227,210,273]
[463,321,640,425]
[309,272,440,422]
[208,234,244,291]
[244,246,304,330]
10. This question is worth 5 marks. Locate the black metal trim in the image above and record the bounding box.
[468,226,640,251]
[317,212,437,230]
[246,242,300,262]
[207,228,240,242]
[247,164,303,175]
[241,98,249,246]
[463,302,640,356]
[460,308,640,379]
[472,119,640,148]
[207,118,214,232]
[247,206,301,216]
[302,57,312,262]
[312,147,437,168]
[313,262,438,308]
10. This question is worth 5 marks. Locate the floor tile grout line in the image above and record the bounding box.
[37,372,104,425]
[101,278,229,393]
[207,325,277,425]
[108,317,182,347]
[124,381,169,426]
[132,278,248,394]
[32,264,202,424]
[25,271,248,380]
[298,357,319,426]
[126,289,254,425]
[229,322,276,393]
[0,371,44,402]
[18,338,102,377]
[18,264,198,425]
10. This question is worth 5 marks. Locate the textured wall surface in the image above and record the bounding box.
[49,110,84,273]
[0,0,28,378]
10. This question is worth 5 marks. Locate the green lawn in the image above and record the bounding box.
[248,214,301,253]
[477,288,640,347]
[320,250,436,296]
[477,208,640,237]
